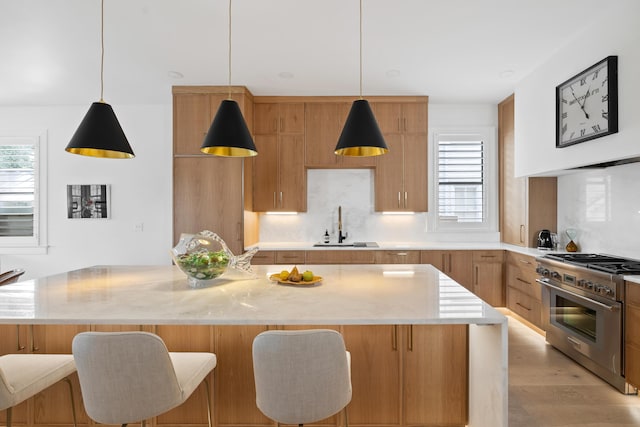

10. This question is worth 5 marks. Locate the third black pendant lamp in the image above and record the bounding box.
[201,0,257,157]
[66,0,134,159]
[335,0,387,157]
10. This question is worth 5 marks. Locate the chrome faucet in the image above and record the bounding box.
[338,206,348,243]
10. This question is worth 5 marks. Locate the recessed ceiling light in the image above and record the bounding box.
[168,71,184,79]
[278,71,294,79]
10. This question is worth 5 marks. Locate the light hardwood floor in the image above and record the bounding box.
[508,316,640,426]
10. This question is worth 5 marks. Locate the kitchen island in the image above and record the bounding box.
[0,264,507,427]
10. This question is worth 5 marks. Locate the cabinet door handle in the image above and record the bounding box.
[404,191,408,208]
[441,254,446,270]
[520,225,525,244]
[16,325,25,351]
[519,259,532,265]
[397,118,401,132]
[273,192,277,208]
[480,255,496,258]
[407,325,413,351]
[392,325,398,351]
[30,324,39,352]
[404,118,408,132]
[516,277,531,285]
[474,265,479,286]
[279,118,284,132]
[396,252,408,256]
[516,302,532,311]
[448,254,452,273]
[279,192,283,207]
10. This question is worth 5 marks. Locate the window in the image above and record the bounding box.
[0,132,47,251]
[430,128,497,232]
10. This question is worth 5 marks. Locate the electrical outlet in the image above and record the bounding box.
[134,223,144,232]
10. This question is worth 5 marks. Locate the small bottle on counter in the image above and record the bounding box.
[323,229,330,243]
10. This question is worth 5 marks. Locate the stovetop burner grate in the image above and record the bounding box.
[542,253,640,275]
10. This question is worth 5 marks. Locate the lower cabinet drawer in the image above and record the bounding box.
[506,265,541,300]
[275,251,306,264]
[507,286,542,328]
[374,250,421,264]
[251,250,276,265]
[625,342,640,390]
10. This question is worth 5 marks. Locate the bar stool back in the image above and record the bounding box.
[252,329,352,427]
[72,331,216,427]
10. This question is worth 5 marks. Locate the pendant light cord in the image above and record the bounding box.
[100,0,105,102]
[359,0,363,100]
[227,0,232,100]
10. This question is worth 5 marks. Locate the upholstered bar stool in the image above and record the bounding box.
[252,329,352,427]
[72,331,216,427]
[0,353,77,427]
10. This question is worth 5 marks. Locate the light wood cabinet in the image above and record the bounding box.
[251,250,276,265]
[374,101,428,213]
[373,103,427,135]
[402,325,467,426]
[253,134,306,211]
[505,252,542,328]
[342,325,401,427]
[374,250,421,264]
[625,283,640,390]
[420,250,473,291]
[213,325,271,427]
[305,250,375,264]
[253,103,306,212]
[472,250,504,307]
[304,103,375,168]
[499,94,557,247]
[172,86,258,255]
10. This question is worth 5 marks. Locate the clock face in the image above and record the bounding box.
[556,56,618,148]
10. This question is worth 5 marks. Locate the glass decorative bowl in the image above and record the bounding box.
[171,230,258,288]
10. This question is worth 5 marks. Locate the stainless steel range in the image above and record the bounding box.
[536,253,640,394]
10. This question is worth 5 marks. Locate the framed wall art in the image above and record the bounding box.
[67,184,111,219]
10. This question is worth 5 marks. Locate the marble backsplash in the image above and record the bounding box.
[557,161,640,259]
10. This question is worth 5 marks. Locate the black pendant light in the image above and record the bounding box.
[335,0,387,157]
[201,0,257,157]
[66,0,134,159]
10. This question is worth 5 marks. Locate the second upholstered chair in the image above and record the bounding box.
[72,331,216,427]
[252,329,352,427]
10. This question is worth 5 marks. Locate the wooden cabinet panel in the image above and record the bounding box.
[625,283,640,389]
[342,325,401,426]
[472,250,504,307]
[0,324,28,355]
[507,286,542,328]
[402,325,467,426]
[373,103,427,135]
[275,250,306,265]
[251,250,276,265]
[173,93,212,155]
[402,134,428,211]
[252,135,278,210]
[374,250,421,264]
[505,252,541,301]
[214,325,271,427]
[173,157,244,254]
[254,103,304,134]
[305,250,375,264]
[278,134,306,211]
[421,250,473,291]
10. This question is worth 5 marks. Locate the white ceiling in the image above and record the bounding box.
[0,0,624,106]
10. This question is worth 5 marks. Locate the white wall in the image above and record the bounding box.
[515,1,640,176]
[258,103,499,244]
[0,104,173,279]
[557,162,640,260]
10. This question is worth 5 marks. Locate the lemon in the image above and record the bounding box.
[279,270,290,280]
[302,270,314,281]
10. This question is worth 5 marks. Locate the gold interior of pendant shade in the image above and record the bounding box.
[334,0,387,157]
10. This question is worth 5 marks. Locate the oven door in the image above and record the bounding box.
[540,280,622,375]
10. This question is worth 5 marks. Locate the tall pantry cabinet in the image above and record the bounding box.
[172,86,259,255]
[498,94,557,247]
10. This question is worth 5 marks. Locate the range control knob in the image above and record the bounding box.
[550,271,561,280]
[585,281,594,290]
[577,279,586,288]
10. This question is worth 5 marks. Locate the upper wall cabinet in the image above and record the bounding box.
[253,102,306,212]
[373,100,428,212]
[498,94,557,247]
[304,102,376,168]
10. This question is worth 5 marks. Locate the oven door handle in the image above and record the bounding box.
[536,279,620,312]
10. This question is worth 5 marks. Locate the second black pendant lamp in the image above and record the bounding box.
[335,0,387,157]
[66,0,135,159]
[201,0,257,157]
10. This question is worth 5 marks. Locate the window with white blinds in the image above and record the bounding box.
[0,143,36,237]
[437,137,484,223]
[431,128,496,232]
[0,133,45,249]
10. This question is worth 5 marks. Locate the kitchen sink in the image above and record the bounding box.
[313,242,379,248]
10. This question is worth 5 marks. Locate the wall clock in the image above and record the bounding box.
[556,56,618,148]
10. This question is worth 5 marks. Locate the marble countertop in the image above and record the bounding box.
[249,241,555,257]
[0,264,506,326]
